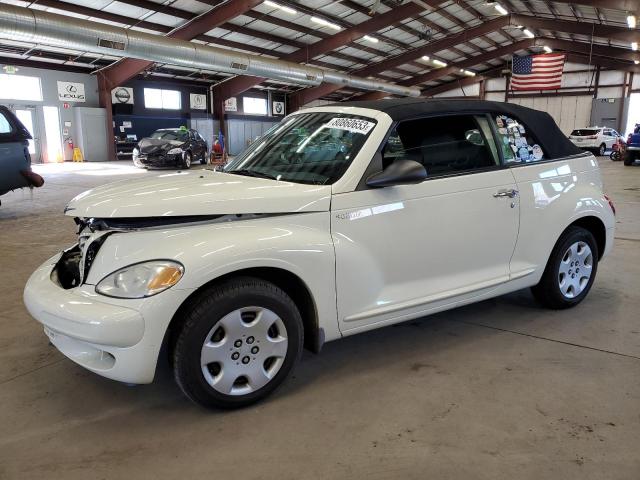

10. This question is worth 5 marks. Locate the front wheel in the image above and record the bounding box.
[172,277,303,409]
[531,226,598,309]
[624,152,635,165]
[182,152,192,169]
[610,151,621,161]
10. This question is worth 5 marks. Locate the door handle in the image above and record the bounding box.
[493,189,519,198]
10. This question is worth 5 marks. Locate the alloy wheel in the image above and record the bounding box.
[200,307,288,396]
[558,241,593,298]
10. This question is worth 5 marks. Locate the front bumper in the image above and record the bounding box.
[24,254,190,384]
[134,152,182,168]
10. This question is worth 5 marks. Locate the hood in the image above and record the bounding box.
[137,137,185,154]
[65,170,332,219]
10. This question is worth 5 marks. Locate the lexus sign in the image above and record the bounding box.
[57,81,86,102]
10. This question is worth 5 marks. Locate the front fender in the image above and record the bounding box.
[86,212,340,342]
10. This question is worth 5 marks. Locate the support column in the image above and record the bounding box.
[211,88,227,149]
[97,73,116,161]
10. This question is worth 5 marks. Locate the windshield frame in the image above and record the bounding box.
[223,111,380,185]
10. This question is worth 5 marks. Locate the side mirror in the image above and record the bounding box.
[366,159,427,188]
[465,128,484,146]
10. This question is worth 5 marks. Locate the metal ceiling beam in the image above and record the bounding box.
[98,0,262,88]
[288,14,512,109]
[511,14,640,42]
[543,37,640,62]
[34,0,415,78]
[549,0,640,12]
[211,2,424,100]
[356,39,536,101]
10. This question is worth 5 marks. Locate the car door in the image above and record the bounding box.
[0,108,32,195]
[332,114,520,334]
[187,130,197,157]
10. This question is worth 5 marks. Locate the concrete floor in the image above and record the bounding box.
[1,159,638,479]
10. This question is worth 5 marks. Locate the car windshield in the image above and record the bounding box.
[571,129,599,136]
[151,129,189,141]
[224,113,377,185]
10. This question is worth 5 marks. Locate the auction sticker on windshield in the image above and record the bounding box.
[325,117,376,135]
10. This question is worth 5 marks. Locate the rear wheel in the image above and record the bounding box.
[531,226,598,309]
[598,143,606,156]
[172,277,303,409]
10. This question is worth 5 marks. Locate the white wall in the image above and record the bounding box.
[0,65,99,162]
[434,63,632,135]
[508,95,593,135]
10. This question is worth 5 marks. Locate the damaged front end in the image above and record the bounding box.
[54,212,281,289]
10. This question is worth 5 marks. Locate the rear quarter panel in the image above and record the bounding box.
[509,154,615,283]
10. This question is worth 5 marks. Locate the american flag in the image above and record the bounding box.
[511,53,566,91]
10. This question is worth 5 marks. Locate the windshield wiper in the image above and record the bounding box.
[227,169,279,180]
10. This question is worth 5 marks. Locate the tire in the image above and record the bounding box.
[610,151,621,161]
[531,226,598,309]
[624,152,635,166]
[182,152,192,169]
[598,143,606,156]
[172,277,303,409]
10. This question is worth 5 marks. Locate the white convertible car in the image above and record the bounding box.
[24,99,616,409]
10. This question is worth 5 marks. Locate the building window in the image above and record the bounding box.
[243,96,267,115]
[144,88,181,109]
[0,74,43,101]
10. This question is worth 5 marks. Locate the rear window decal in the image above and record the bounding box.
[494,115,545,163]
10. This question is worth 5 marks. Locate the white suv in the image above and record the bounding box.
[24,99,616,409]
[568,126,620,156]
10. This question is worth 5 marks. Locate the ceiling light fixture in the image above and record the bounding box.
[628,15,637,29]
[433,59,447,67]
[311,16,341,30]
[363,35,379,43]
[494,3,508,15]
[263,0,297,15]
[523,29,535,38]
[422,55,430,61]
[633,41,639,51]
[543,45,552,53]
[460,69,476,76]
[635,60,640,65]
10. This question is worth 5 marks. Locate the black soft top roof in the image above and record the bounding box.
[329,98,582,159]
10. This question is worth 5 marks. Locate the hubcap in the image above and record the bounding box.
[558,241,593,298]
[200,307,288,396]
[185,154,191,167]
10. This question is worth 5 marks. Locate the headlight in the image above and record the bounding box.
[96,261,184,299]
[167,148,183,155]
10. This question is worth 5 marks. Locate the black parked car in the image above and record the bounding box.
[133,127,208,169]
[0,106,43,204]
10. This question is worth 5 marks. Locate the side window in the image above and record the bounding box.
[382,115,499,177]
[492,114,545,163]
[0,112,13,134]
